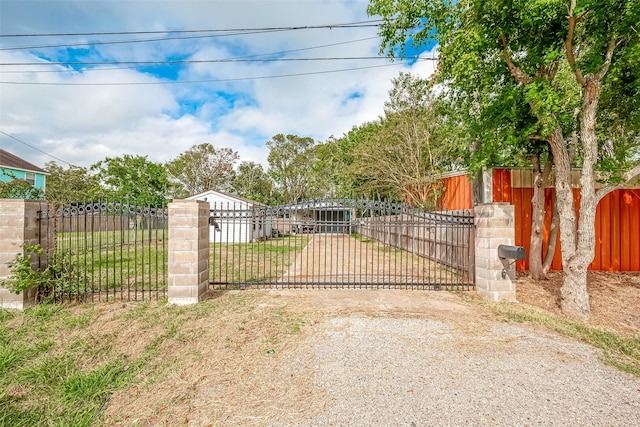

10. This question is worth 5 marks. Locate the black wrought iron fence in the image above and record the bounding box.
[209,198,475,290]
[37,199,168,302]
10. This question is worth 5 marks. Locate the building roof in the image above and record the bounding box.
[186,189,267,207]
[0,149,47,174]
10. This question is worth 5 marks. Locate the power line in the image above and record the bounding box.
[0,21,384,51]
[1,56,419,67]
[0,62,418,86]
[0,130,72,166]
[0,29,289,51]
[0,36,383,72]
[0,36,387,74]
[0,20,383,38]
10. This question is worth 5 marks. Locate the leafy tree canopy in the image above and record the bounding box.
[44,161,101,203]
[165,144,239,198]
[230,161,273,205]
[349,72,459,207]
[266,134,317,204]
[90,155,169,206]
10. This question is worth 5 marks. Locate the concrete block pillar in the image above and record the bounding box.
[167,200,210,304]
[474,203,517,302]
[0,199,43,310]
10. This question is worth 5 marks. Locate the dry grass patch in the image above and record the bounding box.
[101,291,329,426]
[467,271,640,376]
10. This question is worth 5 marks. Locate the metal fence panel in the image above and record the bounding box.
[37,199,168,302]
[209,199,474,290]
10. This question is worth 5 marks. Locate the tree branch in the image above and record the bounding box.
[622,163,640,183]
[527,133,547,141]
[575,9,590,23]
[566,0,587,86]
[596,163,640,202]
[500,34,532,85]
[594,37,616,82]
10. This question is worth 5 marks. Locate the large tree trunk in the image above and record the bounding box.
[560,263,590,318]
[546,125,591,319]
[529,153,552,279]
[542,200,559,274]
[557,79,602,320]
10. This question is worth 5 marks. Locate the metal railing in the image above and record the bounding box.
[209,199,474,290]
[37,199,168,302]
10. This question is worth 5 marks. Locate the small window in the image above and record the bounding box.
[25,172,35,185]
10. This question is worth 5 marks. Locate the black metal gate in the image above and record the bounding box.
[37,199,168,302]
[209,199,474,290]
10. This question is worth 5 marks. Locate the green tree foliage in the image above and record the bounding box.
[165,144,239,198]
[90,155,169,206]
[44,162,101,203]
[349,72,457,207]
[315,122,382,198]
[369,0,640,319]
[266,134,317,204]
[0,173,43,200]
[230,161,273,204]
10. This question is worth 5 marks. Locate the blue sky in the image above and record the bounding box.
[0,0,437,170]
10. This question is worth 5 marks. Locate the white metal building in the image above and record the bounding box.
[186,190,272,243]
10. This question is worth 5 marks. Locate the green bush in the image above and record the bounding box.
[0,244,79,298]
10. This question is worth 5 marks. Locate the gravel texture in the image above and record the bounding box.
[294,316,640,427]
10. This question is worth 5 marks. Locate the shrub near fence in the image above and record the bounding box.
[38,200,169,302]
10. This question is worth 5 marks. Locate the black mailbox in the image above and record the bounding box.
[498,245,526,261]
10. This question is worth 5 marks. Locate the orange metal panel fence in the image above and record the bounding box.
[437,170,640,272]
[494,169,640,272]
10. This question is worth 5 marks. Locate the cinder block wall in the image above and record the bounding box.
[0,199,43,310]
[474,203,517,302]
[167,200,210,304]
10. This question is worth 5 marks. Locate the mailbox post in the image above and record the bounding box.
[498,245,526,261]
[498,245,526,279]
[474,203,518,302]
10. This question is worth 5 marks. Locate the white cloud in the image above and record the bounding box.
[0,1,430,173]
[410,47,439,80]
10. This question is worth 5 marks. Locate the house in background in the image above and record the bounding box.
[0,149,47,197]
[187,190,272,243]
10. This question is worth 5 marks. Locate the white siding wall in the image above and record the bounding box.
[187,191,271,243]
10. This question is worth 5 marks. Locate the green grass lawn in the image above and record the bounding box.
[0,293,306,426]
[47,229,168,301]
[209,235,310,285]
[44,232,310,297]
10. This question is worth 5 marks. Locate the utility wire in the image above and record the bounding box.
[1,56,420,67]
[0,36,387,74]
[0,28,290,51]
[0,130,72,166]
[0,36,392,74]
[0,20,383,38]
[0,62,415,86]
[0,22,384,51]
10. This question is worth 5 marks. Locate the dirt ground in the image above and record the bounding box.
[280,234,452,284]
[516,270,640,337]
[99,271,640,425]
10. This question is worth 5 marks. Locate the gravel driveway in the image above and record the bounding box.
[282,290,640,427]
[103,289,640,426]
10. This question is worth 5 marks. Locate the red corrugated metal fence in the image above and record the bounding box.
[437,169,640,272]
